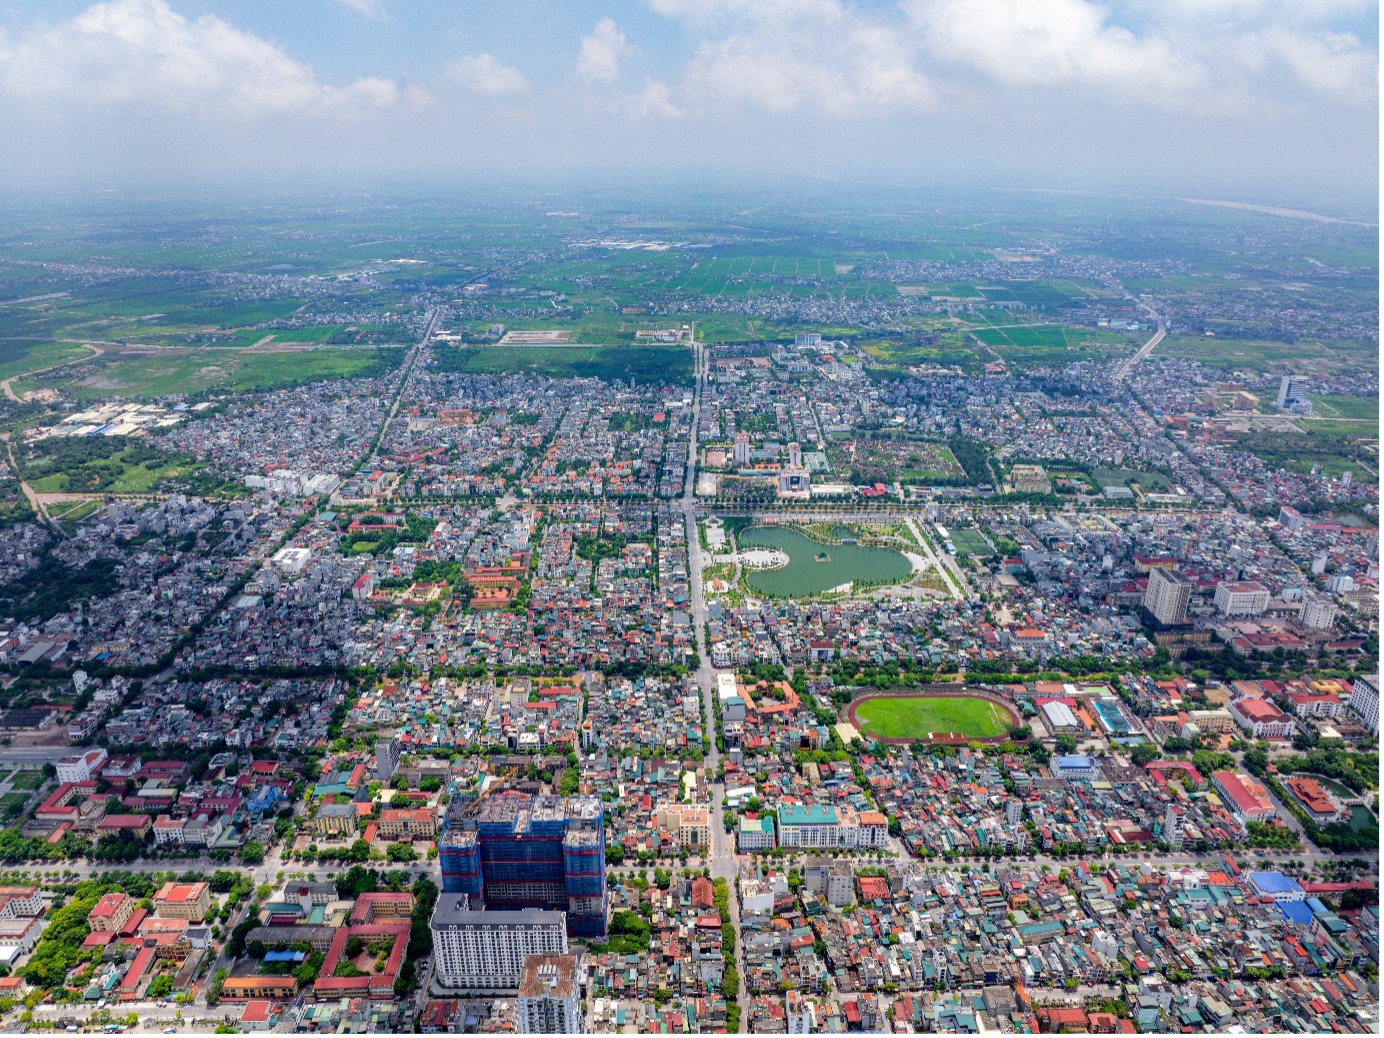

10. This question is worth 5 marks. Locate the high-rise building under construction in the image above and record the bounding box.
[440,792,607,938]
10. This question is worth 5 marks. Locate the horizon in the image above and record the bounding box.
[0,0,1377,212]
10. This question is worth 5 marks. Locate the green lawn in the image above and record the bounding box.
[948,529,991,557]
[853,695,1011,740]
[9,772,42,791]
[1310,395,1378,421]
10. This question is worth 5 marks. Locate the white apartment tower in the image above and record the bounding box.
[1348,675,1378,736]
[1298,597,1338,631]
[1143,567,1193,626]
[732,432,751,467]
[517,954,582,1034]
[430,898,569,990]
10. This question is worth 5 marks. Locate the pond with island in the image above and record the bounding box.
[737,526,912,597]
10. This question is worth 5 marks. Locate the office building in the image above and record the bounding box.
[1276,375,1310,410]
[778,467,811,498]
[439,793,606,938]
[517,954,582,1034]
[1211,770,1276,825]
[1142,567,1192,627]
[776,803,860,849]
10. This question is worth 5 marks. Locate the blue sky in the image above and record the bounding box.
[0,0,1376,206]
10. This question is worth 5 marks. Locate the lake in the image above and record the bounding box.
[738,526,913,597]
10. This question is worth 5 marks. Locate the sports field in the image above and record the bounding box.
[850,694,1015,741]
[948,529,991,556]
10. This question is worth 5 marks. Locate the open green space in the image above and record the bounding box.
[9,772,43,791]
[853,694,1012,740]
[1093,468,1173,492]
[21,437,230,497]
[1310,395,1378,421]
[1232,428,1375,480]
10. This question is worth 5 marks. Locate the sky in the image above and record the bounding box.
[0,0,1377,210]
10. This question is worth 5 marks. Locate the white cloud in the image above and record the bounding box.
[621,79,683,119]
[683,31,931,114]
[335,0,385,18]
[0,0,400,116]
[907,0,1194,95]
[576,17,636,83]
[1235,28,1376,103]
[672,0,932,115]
[442,53,527,96]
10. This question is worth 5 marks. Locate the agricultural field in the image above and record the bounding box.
[1159,335,1377,376]
[13,346,404,399]
[850,693,1015,741]
[433,344,693,386]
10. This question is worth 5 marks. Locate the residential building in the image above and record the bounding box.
[1213,580,1270,617]
[1348,675,1378,735]
[376,736,401,782]
[439,793,606,938]
[430,898,568,991]
[1143,568,1192,626]
[516,954,582,1034]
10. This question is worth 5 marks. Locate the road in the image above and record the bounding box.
[1114,303,1166,381]
[904,516,964,602]
[677,340,747,1029]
